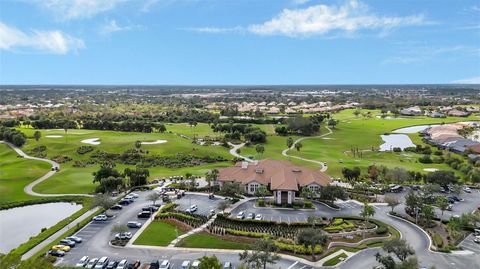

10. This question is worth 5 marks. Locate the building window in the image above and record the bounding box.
[249,183,259,193]
[308,185,320,192]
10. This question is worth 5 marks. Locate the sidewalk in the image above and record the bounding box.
[168,214,217,247]
[22,207,99,260]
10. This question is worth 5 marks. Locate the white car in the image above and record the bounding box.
[223,262,232,269]
[85,258,98,269]
[92,214,108,221]
[464,187,472,193]
[246,213,254,219]
[191,260,200,269]
[115,232,132,240]
[236,212,245,219]
[255,214,263,220]
[159,260,171,269]
[75,256,89,267]
[66,235,83,243]
[116,259,128,269]
[94,257,109,269]
[186,204,198,213]
[129,193,139,198]
[181,260,191,269]
[474,236,480,244]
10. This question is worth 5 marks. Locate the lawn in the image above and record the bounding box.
[133,221,185,246]
[15,128,233,194]
[176,232,252,250]
[0,143,51,205]
[322,252,348,266]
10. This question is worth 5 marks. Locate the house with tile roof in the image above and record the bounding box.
[217,159,331,205]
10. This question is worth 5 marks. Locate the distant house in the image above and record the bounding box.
[400,106,423,116]
[428,111,445,118]
[447,109,470,117]
[443,139,479,153]
[217,159,331,205]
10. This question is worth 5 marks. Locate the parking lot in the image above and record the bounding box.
[459,234,480,253]
[175,193,223,216]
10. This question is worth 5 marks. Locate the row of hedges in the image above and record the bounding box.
[324,219,356,233]
[274,241,322,255]
[156,212,208,228]
[224,228,266,238]
[0,196,86,211]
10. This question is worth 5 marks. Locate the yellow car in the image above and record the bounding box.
[51,245,70,252]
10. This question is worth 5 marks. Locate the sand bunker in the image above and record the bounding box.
[45,135,63,138]
[423,168,439,172]
[141,140,167,145]
[81,138,101,145]
[322,137,334,140]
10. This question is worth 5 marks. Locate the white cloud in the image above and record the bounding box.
[452,76,480,84]
[141,0,160,12]
[472,5,480,12]
[248,0,428,37]
[100,20,143,35]
[35,0,124,21]
[0,22,84,54]
[292,0,311,5]
[184,26,243,34]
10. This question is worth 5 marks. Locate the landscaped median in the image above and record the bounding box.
[130,202,401,263]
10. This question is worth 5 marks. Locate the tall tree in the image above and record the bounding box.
[297,228,328,261]
[205,169,219,192]
[90,194,116,211]
[135,140,142,151]
[360,202,376,233]
[147,192,161,206]
[294,141,303,151]
[436,196,449,217]
[287,137,294,148]
[384,196,400,213]
[239,238,280,269]
[198,255,222,269]
[382,239,415,262]
[217,200,230,213]
[33,130,41,142]
[255,144,265,158]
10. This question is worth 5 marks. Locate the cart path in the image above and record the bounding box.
[281,126,333,172]
[1,141,93,197]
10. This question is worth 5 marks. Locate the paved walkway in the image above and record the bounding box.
[281,126,333,172]
[167,214,218,247]
[1,141,92,197]
[22,207,99,260]
[227,142,254,162]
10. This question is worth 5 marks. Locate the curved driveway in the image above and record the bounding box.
[1,141,92,197]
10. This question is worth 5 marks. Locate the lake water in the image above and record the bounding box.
[379,134,416,151]
[0,202,82,253]
[392,125,439,134]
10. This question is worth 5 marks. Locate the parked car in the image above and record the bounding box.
[59,239,76,247]
[138,211,152,219]
[223,262,232,269]
[185,205,198,214]
[181,261,191,269]
[159,260,171,269]
[464,187,472,193]
[147,260,160,269]
[191,260,200,269]
[246,213,254,220]
[86,258,99,269]
[236,211,245,219]
[94,256,109,269]
[474,236,480,244]
[116,260,128,269]
[66,235,83,243]
[51,245,70,252]
[48,250,65,257]
[126,260,141,269]
[208,209,215,217]
[127,221,143,228]
[129,193,139,198]
[106,260,119,269]
[447,197,456,204]
[93,214,108,221]
[115,232,133,240]
[255,214,263,220]
[119,200,132,206]
[142,206,159,212]
[75,256,89,267]
[110,204,123,210]
[447,204,453,211]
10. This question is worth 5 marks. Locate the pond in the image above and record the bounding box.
[0,202,82,253]
[379,134,416,151]
[392,124,439,134]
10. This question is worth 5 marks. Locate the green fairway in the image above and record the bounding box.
[0,143,51,204]
[134,221,184,246]
[176,232,252,250]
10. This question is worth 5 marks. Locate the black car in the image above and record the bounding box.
[119,200,131,206]
[142,206,159,212]
[149,260,160,269]
[126,260,141,269]
[110,204,123,210]
[48,250,65,257]
[137,211,152,219]
[447,197,456,204]
[106,260,119,269]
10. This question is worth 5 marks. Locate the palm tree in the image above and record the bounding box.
[205,169,219,192]
[287,137,294,148]
[360,202,375,236]
[255,144,265,159]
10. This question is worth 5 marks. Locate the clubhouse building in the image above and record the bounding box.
[217,159,331,205]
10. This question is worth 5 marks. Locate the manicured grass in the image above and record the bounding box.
[0,143,51,205]
[134,221,184,246]
[177,233,252,250]
[322,252,348,266]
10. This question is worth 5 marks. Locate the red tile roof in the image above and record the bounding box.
[218,159,331,191]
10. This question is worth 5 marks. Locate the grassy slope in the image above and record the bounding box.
[177,233,251,250]
[133,221,184,246]
[0,143,50,204]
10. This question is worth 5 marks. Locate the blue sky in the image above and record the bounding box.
[0,0,479,85]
